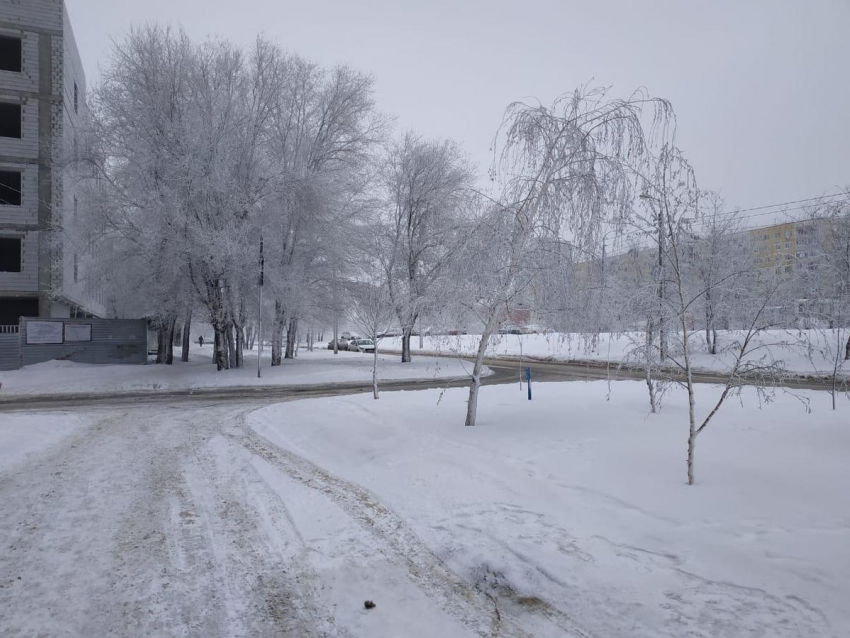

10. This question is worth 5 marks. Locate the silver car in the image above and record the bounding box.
[348,338,375,353]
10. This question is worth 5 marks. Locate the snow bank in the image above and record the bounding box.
[0,346,478,398]
[387,329,849,378]
[251,381,850,637]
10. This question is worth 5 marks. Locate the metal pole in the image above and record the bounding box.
[257,235,264,379]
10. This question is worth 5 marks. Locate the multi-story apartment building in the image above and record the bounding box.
[749,218,831,278]
[0,0,103,326]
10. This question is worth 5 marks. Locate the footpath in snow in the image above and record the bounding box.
[0,346,477,399]
[251,380,850,638]
[387,329,850,379]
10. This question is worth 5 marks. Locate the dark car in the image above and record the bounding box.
[327,338,349,350]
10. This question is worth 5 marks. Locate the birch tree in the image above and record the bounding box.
[347,278,396,399]
[643,145,797,485]
[461,87,673,426]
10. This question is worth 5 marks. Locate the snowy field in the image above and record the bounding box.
[0,346,475,398]
[387,329,850,378]
[1,380,846,637]
[252,381,849,637]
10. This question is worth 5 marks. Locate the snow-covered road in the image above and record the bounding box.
[0,404,531,637]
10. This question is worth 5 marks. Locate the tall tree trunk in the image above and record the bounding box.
[226,322,237,368]
[181,309,192,363]
[705,286,717,354]
[208,278,230,371]
[401,327,412,363]
[645,319,657,412]
[686,426,697,486]
[213,326,229,370]
[285,317,298,359]
[845,332,850,360]
[156,319,167,364]
[165,316,176,365]
[235,324,245,367]
[372,339,380,399]
[465,311,498,426]
[271,300,285,366]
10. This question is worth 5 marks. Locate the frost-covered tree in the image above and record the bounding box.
[379,132,475,363]
[797,194,850,407]
[461,87,674,426]
[643,145,797,484]
[346,276,395,399]
[263,52,383,365]
[688,192,749,355]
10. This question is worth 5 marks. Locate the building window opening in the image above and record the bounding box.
[0,236,22,272]
[0,102,22,138]
[0,36,22,73]
[0,170,22,206]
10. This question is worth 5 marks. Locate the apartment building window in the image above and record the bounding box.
[785,242,791,249]
[774,232,780,239]
[74,82,78,114]
[785,230,792,239]
[0,236,22,272]
[0,102,21,138]
[0,170,21,206]
[0,36,22,73]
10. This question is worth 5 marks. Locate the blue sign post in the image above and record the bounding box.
[525,366,532,400]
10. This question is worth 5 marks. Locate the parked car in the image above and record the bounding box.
[349,338,376,353]
[523,324,553,334]
[327,338,348,350]
[498,325,523,335]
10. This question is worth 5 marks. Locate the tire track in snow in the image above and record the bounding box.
[0,405,338,637]
[238,415,587,638]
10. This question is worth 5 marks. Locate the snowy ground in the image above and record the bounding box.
[387,329,850,379]
[0,346,475,398]
[251,382,849,637]
[1,379,846,637]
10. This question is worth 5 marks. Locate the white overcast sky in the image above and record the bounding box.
[66,0,850,213]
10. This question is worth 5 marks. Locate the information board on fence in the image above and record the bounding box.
[26,321,64,345]
[65,323,92,342]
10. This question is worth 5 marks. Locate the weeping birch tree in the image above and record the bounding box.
[462,87,674,426]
